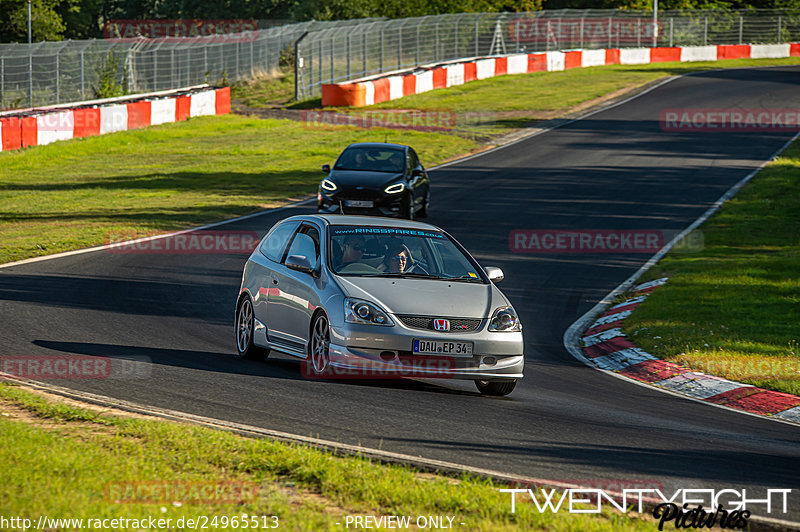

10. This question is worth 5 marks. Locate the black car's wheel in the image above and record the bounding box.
[235,296,269,360]
[475,379,517,396]
[306,312,331,377]
[418,192,429,218]
[402,193,415,220]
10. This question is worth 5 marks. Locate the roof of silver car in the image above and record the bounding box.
[291,214,443,231]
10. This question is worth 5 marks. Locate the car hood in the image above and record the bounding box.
[336,276,507,318]
[328,170,403,189]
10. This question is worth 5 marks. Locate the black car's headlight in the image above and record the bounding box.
[344,298,394,326]
[488,306,521,332]
[321,178,337,192]
[384,182,405,194]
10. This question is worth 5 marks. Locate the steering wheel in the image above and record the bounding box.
[405,262,429,275]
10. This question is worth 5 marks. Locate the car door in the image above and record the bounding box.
[266,223,322,353]
[248,220,300,332]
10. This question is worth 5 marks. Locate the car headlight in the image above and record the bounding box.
[384,182,405,194]
[321,178,337,192]
[344,298,394,326]
[488,306,521,332]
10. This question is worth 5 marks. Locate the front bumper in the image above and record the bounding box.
[318,189,404,217]
[325,319,525,381]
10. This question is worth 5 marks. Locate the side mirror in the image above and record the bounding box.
[484,266,504,283]
[411,168,423,177]
[321,164,331,173]
[286,255,314,275]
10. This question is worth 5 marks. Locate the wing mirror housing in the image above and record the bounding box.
[484,266,504,283]
[321,164,331,173]
[286,255,314,275]
[411,168,423,177]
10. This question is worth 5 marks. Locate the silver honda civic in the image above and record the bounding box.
[235,214,524,396]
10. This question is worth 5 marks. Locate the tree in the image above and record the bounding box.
[0,0,70,42]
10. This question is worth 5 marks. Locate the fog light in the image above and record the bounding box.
[482,356,497,366]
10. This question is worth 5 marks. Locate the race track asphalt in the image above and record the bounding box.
[2,65,799,523]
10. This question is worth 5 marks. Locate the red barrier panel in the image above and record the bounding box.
[73,108,101,138]
[0,117,22,151]
[564,51,582,69]
[494,57,508,76]
[402,74,416,96]
[322,84,365,107]
[126,101,151,129]
[372,78,391,104]
[791,43,800,56]
[464,62,477,82]
[215,87,231,115]
[717,44,750,60]
[650,47,682,62]
[432,68,447,90]
[528,53,547,72]
[605,49,621,65]
[175,96,191,121]
[21,116,37,147]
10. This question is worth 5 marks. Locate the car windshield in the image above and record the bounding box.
[329,225,485,282]
[333,147,405,173]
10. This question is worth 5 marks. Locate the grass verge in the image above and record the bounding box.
[624,139,800,396]
[0,382,657,531]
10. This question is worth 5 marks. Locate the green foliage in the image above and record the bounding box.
[0,0,71,42]
[4,0,800,43]
[92,51,126,99]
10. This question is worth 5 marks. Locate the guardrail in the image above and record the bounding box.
[296,9,800,99]
[321,43,800,107]
[0,18,384,110]
[0,86,230,152]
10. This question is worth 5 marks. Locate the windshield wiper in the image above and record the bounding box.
[443,274,484,283]
[373,272,441,279]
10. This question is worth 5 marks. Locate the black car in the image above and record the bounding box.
[317,142,431,219]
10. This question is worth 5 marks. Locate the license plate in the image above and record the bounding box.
[345,200,373,208]
[412,339,473,356]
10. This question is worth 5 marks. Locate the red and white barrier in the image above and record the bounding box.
[321,42,800,107]
[0,86,231,153]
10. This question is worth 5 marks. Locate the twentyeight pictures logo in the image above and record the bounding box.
[501,486,792,530]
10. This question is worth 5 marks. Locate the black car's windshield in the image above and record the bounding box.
[333,147,405,173]
[329,225,485,282]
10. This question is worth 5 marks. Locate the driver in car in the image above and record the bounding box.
[340,235,366,268]
[379,242,411,273]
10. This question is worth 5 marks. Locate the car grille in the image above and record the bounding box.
[396,315,483,333]
[337,189,380,200]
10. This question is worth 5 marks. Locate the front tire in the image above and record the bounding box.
[306,312,331,378]
[475,379,517,396]
[235,296,269,360]
[402,193,415,220]
[418,191,429,218]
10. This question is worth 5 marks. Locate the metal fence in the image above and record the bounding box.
[295,9,800,99]
[0,18,383,110]
[2,10,800,109]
